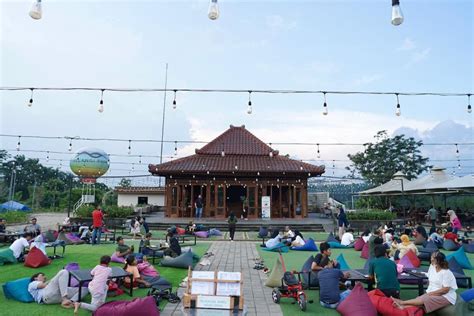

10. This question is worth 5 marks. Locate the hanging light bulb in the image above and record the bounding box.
[27,88,34,107]
[467,94,472,113]
[172,90,177,110]
[395,93,401,116]
[322,92,328,115]
[139,155,142,164]
[391,0,404,26]
[208,0,219,20]
[455,144,459,158]
[16,136,21,151]
[174,141,178,156]
[128,140,132,155]
[221,143,225,157]
[46,151,49,162]
[29,0,42,20]
[458,161,461,170]
[98,89,104,113]
[317,143,321,158]
[247,91,252,114]
[68,140,72,152]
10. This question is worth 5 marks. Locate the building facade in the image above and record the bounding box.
[149,125,325,219]
[115,186,165,207]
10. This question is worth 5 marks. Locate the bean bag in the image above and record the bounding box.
[143,275,172,290]
[368,289,424,316]
[428,294,471,316]
[414,234,426,246]
[265,257,284,287]
[208,228,222,236]
[42,230,56,243]
[265,237,281,249]
[328,241,352,249]
[361,242,369,259]
[160,250,193,269]
[418,240,438,261]
[446,247,473,270]
[398,253,416,269]
[65,232,84,244]
[460,288,474,302]
[262,242,289,253]
[300,255,318,287]
[176,227,185,235]
[2,277,34,303]
[448,257,468,288]
[65,262,81,287]
[443,239,460,251]
[405,250,421,268]
[463,243,474,254]
[291,238,318,251]
[138,262,159,277]
[56,232,76,245]
[354,238,365,251]
[111,253,126,264]
[336,253,350,270]
[94,296,159,316]
[258,227,269,238]
[194,231,208,238]
[326,232,338,243]
[336,282,377,316]
[0,248,17,265]
[195,224,206,232]
[24,247,51,268]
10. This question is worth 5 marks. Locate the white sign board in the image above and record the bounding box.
[216,272,241,296]
[191,271,215,295]
[196,295,231,309]
[261,196,271,219]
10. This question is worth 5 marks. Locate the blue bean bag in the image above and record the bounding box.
[460,288,474,302]
[336,253,351,270]
[0,248,17,266]
[443,239,460,251]
[262,242,289,253]
[291,238,318,251]
[160,250,194,269]
[326,232,338,243]
[446,247,473,270]
[448,257,468,288]
[258,227,269,238]
[208,228,222,236]
[418,240,438,261]
[2,277,34,302]
[328,241,352,248]
[463,243,474,254]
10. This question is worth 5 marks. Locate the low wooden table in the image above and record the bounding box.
[46,243,66,258]
[405,267,472,292]
[68,266,133,302]
[0,232,22,243]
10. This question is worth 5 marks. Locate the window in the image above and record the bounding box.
[138,196,148,205]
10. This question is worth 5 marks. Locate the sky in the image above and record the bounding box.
[0,0,473,186]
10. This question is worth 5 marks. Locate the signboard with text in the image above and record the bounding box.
[261,196,271,219]
[196,295,231,309]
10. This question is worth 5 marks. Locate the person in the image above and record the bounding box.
[311,242,339,272]
[228,212,237,242]
[341,228,355,247]
[337,207,349,240]
[195,195,203,219]
[429,228,444,247]
[444,227,459,245]
[164,232,181,257]
[428,206,437,226]
[369,245,400,298]
[318,260,351,309]
[140,216,150,234]
[296,203,302,216]
[28,270,88,307]
[130,216,141,239]
[115,236,134,261]
[383,228,394,248]
[368,229,383,259]
[394,234,419,259]
[91,206,104,245]
[140,232,155,256]
[123,255,151,288]
[24,218,41,236]
[447,209,462,234]
[282,226,295,245]
[9,232,33,261]
[0,218,6,233]
[391,252,458,313]
[185,220,196,234]
[74,255,112,314]
[361,228,372,243]
[462,226,472,243]
[415,223,428,240]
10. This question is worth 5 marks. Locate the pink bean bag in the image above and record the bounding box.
[94,296,159,316]
[354,237,365,251]
[336,282,377,316]
[137,262,159,277]
[111,252,126,264]
[24,247,51,268]
[360,242,369,259]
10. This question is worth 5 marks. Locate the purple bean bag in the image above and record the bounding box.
[354,237,365,251]
[111,252,126,264]
[94,296,159,316]
[65,233,84,244]
[194,231,208,238]
[398,254,415,269]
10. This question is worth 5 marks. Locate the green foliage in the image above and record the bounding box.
[347,210,396,221]
[346,131,430,185]
[0,211,29,223]
[118,178,132,187]
[75,205,133,218]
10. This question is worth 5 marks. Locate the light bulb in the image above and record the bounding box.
[16,142,20,151]
[221,150,225,157]
[323,102,328,115]
[396,104,401,116]
[68,142,72,152]
[247,102,252,114]
[208,0,219,20]
[98,100,104,113]
[29,0,42,20]
[391,0,404,26]
[468,104,472,114]
[28,98,33,107]
[269,151,273,157]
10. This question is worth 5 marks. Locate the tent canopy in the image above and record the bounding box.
[0,201,31,212]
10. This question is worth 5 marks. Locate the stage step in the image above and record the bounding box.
[147,222,325,232]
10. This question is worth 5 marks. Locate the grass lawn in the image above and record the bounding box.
[257,242,474,316]
[0,241,210,316]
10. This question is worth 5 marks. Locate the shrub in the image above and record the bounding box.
[347,211,396,221]
[75,205,133,218]
[0,211,30,224]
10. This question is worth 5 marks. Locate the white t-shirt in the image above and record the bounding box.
[426,265,458,305]
[362,234,372,243]
[28,281,44,303]
[292,235,305,247]
[341,232,354,246]
[9,237,30,258]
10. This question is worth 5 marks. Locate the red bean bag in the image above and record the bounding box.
[368,289,424,316]
[354,237,365,251]
[336,282,377,316]
[405,250,421,268]
[24,247,51,268]
[361,242,369,259]
[176,227,185,235]
[398,253,415,269]
[94,296,159,316]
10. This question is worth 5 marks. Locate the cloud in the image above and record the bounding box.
[354,74,383,86]
[398,38,416,51]
[265,14,297,32]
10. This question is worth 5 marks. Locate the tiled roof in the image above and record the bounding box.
[115,186,165,194]
[149,125,325,177]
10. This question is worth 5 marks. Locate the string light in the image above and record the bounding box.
[395,93,401,116]
[174,141,178,156]
[128,140,132,155]
[27,88,34,107]
[16,136,21,151]
[247,91,252,114]
[98,89,104,113]
[221,143,225,157]
[468,94,472,113]
[317,143,320,158]
[29,0,42,20]
[172,90,177,110]
[391,0,404,26]
[322,92,328,115]
[46,151,49,162]
[139,155,142,164]
[68,140,72,152]
[455,144,459,158]
[208,0,219,20]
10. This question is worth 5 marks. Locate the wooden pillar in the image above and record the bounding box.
[190,185,194,218]
[205,183,210,218]
[279,185,282,218]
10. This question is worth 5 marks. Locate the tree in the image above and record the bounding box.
[118,178,132,188]
[346,131,430,186]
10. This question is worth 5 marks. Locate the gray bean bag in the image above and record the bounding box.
[143,275,172,290]
[419,240,438,261]
[160,250,193,269]
[300,255,318,288]
[448,257,468,288]
[326,232,338,243]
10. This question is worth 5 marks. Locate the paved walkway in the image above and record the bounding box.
[161,241,283,316]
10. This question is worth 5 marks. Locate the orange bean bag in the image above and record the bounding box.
[24,247,51,268]
[368,289,424,316]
